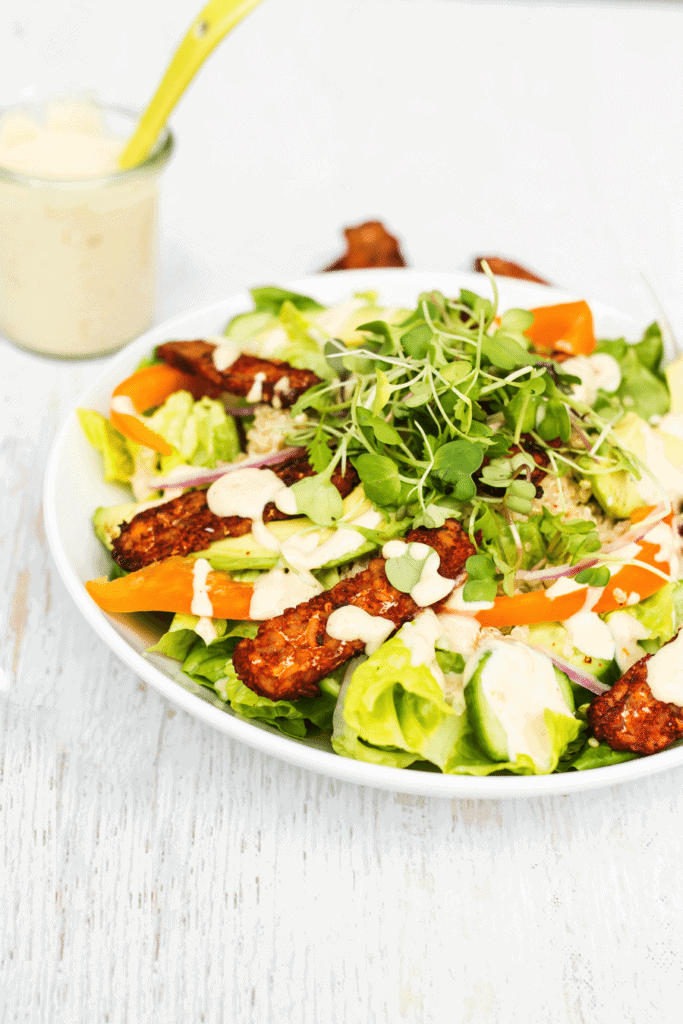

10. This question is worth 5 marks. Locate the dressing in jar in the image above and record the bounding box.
[0,98,173,359]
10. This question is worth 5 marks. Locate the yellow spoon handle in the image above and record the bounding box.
[118,0,263,170]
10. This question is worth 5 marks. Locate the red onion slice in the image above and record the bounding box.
[150,445,303,490]
[530,644,610,695]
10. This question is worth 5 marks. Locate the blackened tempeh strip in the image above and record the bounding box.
[232,519,475,701]
[156,341,321,408]
[588,642,683,755]
[110,453,358,573]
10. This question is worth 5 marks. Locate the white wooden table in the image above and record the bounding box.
[3,2,683,1020]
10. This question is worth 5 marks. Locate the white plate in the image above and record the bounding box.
[43,268,683,798]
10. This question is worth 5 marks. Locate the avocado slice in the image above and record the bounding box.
[577,413,649,518]
[198,486,383,572]
[93,498,167,550]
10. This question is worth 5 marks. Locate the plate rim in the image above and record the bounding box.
[43,267,683,798]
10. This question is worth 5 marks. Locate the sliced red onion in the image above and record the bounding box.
[568,412,594,454]
[516,557,600,583]
[150,446,303,490]
[601,504,668,553]
[530,645,610,695]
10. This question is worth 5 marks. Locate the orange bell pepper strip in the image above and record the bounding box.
[86,556,254,619]
[109,364,202,455]
[591,511,674,614]
[475,587,588,628]
[524,300,596,357]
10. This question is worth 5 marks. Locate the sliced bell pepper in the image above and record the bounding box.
[524,300,596,356]
[591,512,674,614]
[86,556,254,619]
[475,587,588,628]
[109,364,202,455]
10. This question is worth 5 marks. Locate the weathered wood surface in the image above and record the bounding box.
[3,1,683,1020]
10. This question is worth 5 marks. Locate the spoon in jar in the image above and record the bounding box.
[117,0,264,170]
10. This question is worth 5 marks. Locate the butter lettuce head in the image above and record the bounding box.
[331,638,465,770]
[146,391,240,469]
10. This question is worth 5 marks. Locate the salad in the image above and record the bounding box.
[78,270,683,777]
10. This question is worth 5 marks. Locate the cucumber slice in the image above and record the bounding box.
[463,651,509,761]
[463,642,579,771]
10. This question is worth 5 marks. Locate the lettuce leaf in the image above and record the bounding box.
[595,325,670,420]
[149,615,337,737]
[146,392,240,468]
[76,409,134,483]
[604,580,683,653]
[331,635,465,770]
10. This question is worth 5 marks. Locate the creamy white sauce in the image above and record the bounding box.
[644,521,678,577]
[249,565,323,620]
[562,353,621,406]
[0,99,161,357]
[246,372,266,403]
[280,510,382,573]
[382,540,409,559]
[465,641,573,771]
[206,467,286,520]
[382,540,456,606]
[646,630,683,705]
[274,487,299,516]
[110,395,142,418]
[437,611,482,658]
[659,413,683,443]
[211,338,241,372]
[605,611,649,672]
[411,550,456,607]
[563,610,615,661]
[326,606,395,654]
[635,422,683,505]
[251,518,283,552]
[195,617,218,645]
[191,558,214,618]
[398,610,446,690]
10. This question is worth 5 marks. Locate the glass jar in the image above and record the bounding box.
[0,99,174,359]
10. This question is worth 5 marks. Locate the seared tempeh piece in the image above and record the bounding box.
[588,647,683,755]
[233,520,475,701]
[156,341,321,408]
[111,453,359,573]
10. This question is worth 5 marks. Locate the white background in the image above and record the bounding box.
[2,1,683,1021]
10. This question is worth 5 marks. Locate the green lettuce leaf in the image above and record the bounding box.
[77,409,134,483]
[150,616,336,737]
[331,636,465,770]
[568,742,639,771]
[604,580,683,652]
[146,392,240,468]
[595,326,670,420]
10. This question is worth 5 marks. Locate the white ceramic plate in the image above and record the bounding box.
[43,268,683,798]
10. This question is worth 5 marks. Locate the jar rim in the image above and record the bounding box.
[0,99,174,189]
